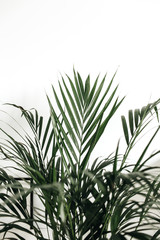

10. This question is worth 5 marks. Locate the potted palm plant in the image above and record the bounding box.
[0,69,160,240]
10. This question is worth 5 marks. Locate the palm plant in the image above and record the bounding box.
[0,70,160,239]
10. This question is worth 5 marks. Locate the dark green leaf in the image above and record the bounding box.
[128,110,134,136]
[121,115,129,145]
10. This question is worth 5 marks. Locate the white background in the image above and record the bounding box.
[0,0,160,238]
[1,0,160,157]
[1,0,160,161]
[0,0,160,167]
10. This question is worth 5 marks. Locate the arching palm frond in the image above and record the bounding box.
[47,70,124,175]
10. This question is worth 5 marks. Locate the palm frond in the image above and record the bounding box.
[48,70,123,175]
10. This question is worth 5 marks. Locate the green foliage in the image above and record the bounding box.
[0,70,160,239]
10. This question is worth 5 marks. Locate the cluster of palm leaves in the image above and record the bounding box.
[0,70,160,239]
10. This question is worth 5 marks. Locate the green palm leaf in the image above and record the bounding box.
[48,70,123,173]
[1,70,160,239]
